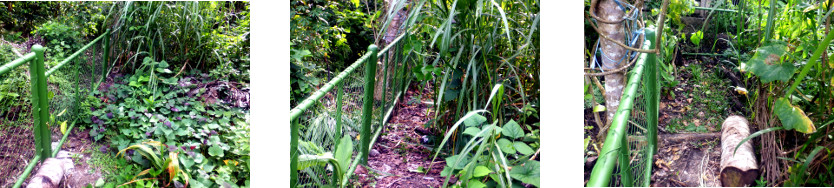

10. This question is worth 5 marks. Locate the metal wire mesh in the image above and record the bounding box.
[46,38,106,144]
[292,44,409,187]
[0,36,106,187]
[0,61,36,188]
[294,61,369,187]
[607,65,656,187]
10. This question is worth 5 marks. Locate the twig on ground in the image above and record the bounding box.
[530,148,541,160]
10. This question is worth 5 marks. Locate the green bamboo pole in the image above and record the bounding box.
[587,28,654,187]
[342,79,411,187]
[290,118,298,188]
[361,45,379,164]
[11,155,41,188]
[289,47,375,121]
[380,51,391,132]
[619,135,633,187]
[29,45,51,159]
[44,32,107,76]
[0,53,36,75]
[103,29,111,77]
[52,121,76,157]
[694,6,738,13]
[644,28,658,187]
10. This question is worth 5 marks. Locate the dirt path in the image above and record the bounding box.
[652,133,722,187]
[355,86,451,188]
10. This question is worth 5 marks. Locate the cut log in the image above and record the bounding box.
[26,151,73,188]
[719,115,759,187]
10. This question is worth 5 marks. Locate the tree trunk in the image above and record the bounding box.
[719,115,759,187]
[375,2,408,101]
[596,0,626,133]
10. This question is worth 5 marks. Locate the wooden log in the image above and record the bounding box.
[27,151,73,188]
[719,115,759,187]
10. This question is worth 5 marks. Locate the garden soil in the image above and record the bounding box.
[356,85,451,188]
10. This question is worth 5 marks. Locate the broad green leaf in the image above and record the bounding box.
[473,166,492,177]
[297,152,335,170]
[690,30,703,46]
[501,120,524,139]
[446,154,471,170]
[467,179,487,188]
[463,127,481,137]
[510,160,540,187]
[334,136,353,176]
[464,113,487,127]
[497,138,515,154]
[774,97,816,133]
[745,43,794,83]
[208,145,224,157]
[513,142,535,155]
[441,166,454,176]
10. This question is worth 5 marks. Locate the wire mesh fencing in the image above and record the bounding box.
[0,31,109,187]
[0,58,36,187]
[606,58,658,187]
[587,27,658,187]
[46,34,107,146]
[290,39,411,187]
[292,59,371,188]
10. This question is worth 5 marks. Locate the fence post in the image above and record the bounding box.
[103,29,110,77]
[361,45,379,164]
[643,28,659,187]
[29,45,51,159]
[290,118,298,188]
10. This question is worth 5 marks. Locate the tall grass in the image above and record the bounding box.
[103,2,249,81]
[370,0,540,187]
[378,0,539,154]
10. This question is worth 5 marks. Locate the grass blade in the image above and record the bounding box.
[490,0,512,46]
[429,110,488,170]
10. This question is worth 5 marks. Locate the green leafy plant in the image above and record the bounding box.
[82,58,250,187]
[690,30,703,47]
[429,84,540,188]
[117,140,190,187]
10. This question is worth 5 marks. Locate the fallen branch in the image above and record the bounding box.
[660,132,721,143]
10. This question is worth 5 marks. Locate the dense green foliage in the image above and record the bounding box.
[80,57,249,187]
[0,2,250,187]
[289,0,376,105]
[105,2,250,83]
[291,0,541,187]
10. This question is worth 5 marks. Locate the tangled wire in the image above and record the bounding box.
[585,0,668,76]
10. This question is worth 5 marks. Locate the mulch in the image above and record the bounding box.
[355,86,452,188]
